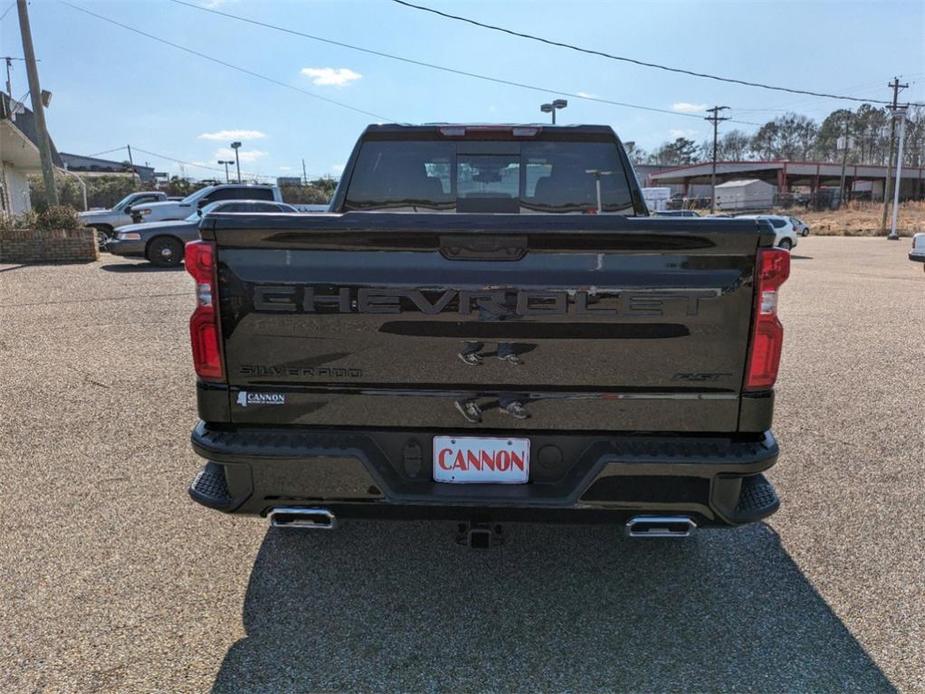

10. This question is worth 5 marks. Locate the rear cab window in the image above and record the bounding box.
[342,130,638,214]
[208,187,275,203]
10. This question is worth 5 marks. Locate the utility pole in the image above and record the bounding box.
[705,106,730,214]
[126,144,136,179]
[3,56,15,95]
[302,158,308,186]
[880,77,908,234]
[2,57,35,97]
[887,108,907,240]
[16,0,58,205]
[838,111,851,207]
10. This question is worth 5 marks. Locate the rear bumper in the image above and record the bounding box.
[188,422,781,527]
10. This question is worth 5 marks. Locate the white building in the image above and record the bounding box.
[1,91,61,216]
[641,187,671,212]
[714,179,776,211]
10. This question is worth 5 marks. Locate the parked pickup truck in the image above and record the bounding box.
[79,191,168,236]
[131,183,283,224]
[185,124,789,544]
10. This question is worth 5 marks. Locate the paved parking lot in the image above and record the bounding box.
[1,237,922,692]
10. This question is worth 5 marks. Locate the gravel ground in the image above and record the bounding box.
[0,238,922,692]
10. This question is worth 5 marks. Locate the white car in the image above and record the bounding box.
[789,216,810,236]
[131,184,283,224]
[910,233,925,270]
[736,215,799,251]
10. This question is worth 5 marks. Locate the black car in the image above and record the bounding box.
[106,200,298,266]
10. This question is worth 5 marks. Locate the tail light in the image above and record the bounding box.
[745,248,790,390]
[185,240,224,381]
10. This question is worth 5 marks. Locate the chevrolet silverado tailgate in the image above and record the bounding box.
[204,212,772,431]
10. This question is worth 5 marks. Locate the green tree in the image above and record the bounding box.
[815,109,853,162]
[30,174,146,211]
[852,104,889,164]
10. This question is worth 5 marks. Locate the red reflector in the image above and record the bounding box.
[185,239,214,284]
[745,248,790,391]
[185,241,224,381]
[190,310,223,380]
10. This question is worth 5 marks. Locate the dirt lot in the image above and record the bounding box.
[1,237,922,692]
[789,201,925,237]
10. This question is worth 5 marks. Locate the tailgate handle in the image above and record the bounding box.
[439,235,527,261]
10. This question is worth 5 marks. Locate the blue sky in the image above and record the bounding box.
[3,0,923,181]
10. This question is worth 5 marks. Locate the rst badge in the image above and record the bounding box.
[433,436,530,484]
[235,391,286,408]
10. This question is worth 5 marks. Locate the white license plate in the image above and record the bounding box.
[433,436,530,484]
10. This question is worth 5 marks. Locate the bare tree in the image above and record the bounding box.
[719,130,751,160]
[747,113,818,160]
[641,102,923,169]
[648,137,700,165]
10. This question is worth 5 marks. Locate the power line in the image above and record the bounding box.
[0,2,15,22]
[167,0,761,126]
[60,1,392,121]
[87,146,129,158]
[737,75,921,115]
[129,145,273,181]
[391,0,897,106]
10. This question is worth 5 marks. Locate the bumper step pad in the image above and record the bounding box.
[729,473,780,523]
[189,462,234,510]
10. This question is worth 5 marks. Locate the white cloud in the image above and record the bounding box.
[198,129,267,141]
[214,147,268,163]
[300,67,362,87]
[669,128,698,139]
[577,91,598,99]
[672,102,706,113]
[330,163,345,175]
[278,166,292,171]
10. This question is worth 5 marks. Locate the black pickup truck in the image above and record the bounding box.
[185,124,789,541]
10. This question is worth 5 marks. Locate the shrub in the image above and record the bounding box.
[37,205,81,231]
[0,210,38,231]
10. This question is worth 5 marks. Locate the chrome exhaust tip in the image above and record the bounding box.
[625,515,696,538]
[269,507,336,530]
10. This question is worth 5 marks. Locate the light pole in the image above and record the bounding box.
[585,169,613,213]
[540,98,568,124]
[230,141,242,183]
[217,160,233,183]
